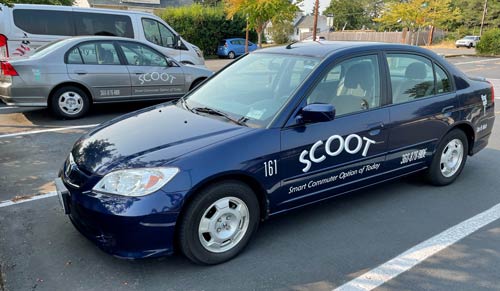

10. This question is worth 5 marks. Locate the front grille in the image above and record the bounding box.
[63,153,89,188]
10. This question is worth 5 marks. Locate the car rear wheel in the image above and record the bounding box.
[50,86,90,119]
[228,51,236,59]
[426,129,468,186]
[178,180,259,265]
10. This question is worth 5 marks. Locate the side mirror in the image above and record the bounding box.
[296,103,335,124]
[174,35,182,49]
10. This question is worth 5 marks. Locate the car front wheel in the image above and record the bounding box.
[426,129,468,186]
[50,86,90,119]
[178,180,260,265]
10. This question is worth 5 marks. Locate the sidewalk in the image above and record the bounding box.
[426,47,477,57]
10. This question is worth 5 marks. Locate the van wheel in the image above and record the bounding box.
[228,51,236,59]
[50,86,90,119]
[178,181,259,265]
[426,129,468,186]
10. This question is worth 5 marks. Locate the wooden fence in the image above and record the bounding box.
[301,29,445,46]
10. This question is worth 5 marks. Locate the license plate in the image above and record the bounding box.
[54,178,70,214]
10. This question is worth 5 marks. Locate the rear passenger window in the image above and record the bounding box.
[69,42,120,65]
[13,10,74,36]
[74,12,134,38]
[67,48,83,64]
[434,65,451,94]
[387,54,434,104]
[307,55,380,117]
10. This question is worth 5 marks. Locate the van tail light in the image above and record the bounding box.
[0,34,8,59]
[488,81,495,104]
[1,62,18,76]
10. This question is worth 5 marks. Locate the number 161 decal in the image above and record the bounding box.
[264,160,278,177]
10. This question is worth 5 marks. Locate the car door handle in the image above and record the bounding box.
[442,105,455,113]
[134,72,145,75]
[368,123,384,136]
[74,70,87,75]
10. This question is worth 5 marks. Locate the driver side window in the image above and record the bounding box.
[142,18,175,48]
[307,55,380,117]
[119,42,167,67]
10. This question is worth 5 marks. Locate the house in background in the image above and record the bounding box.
[264,12,303,44]
[293,15,328,40]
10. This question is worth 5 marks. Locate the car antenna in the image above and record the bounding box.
[286,40,299,49]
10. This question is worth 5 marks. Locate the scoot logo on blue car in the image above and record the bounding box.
[299,133,376,172]
[55,41,495,265]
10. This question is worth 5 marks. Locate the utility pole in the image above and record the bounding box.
[480,0,487,36]
[312,0,319,41]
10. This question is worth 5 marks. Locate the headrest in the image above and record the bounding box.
[344,62,373,90]
[405,62,427,80]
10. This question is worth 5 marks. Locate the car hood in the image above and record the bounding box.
[72,103,253,175]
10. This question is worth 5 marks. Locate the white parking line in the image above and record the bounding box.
[0,124,98,138]
[453,58,500,65]
[333,202,500,291]
[0,191,57,208]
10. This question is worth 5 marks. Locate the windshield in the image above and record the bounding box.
[464,36,475,40]
[183,53,320,128]
[30,38,73,58]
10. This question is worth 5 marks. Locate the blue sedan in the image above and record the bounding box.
[56,41,495,264]
[217,38,258,59]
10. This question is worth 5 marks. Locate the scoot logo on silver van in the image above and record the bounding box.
[299,134,376,173]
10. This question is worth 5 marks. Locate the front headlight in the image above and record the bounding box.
[92,167,179,197]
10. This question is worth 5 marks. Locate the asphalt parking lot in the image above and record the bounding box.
[1,55,500,291]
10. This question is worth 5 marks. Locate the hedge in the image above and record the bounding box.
[476,28,500,55]
[156,4,257,56]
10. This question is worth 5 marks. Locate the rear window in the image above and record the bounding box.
[74,12,134,38]
[13,9,74,36]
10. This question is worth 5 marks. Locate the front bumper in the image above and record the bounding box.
[56,176,184,259]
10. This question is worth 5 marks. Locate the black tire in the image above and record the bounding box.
[178,180,260,265]
[50,86,90,119]
[468,43,473,49]
[228,51,236,59]
[426,129,468,186]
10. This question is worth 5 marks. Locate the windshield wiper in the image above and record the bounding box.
[191,107,246,126]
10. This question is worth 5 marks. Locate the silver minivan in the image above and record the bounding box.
[0,4,205,67]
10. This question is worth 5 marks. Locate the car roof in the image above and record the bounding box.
[253,41,432,59]
[62,36,141,43]
[9,3,153,16]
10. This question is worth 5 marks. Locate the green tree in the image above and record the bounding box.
[157,4,256,56]
[268,21,293,44]
[225,0,300,47]
[1,0,73,6]
[476,28,500,55]
[323,0,371,31]
[450,0,500,33]
[375,0,460,32]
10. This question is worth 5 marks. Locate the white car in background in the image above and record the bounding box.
[455,36,480,48]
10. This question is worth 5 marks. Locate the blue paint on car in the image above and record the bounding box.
[57,41,495,264]
[217,38,258,59]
